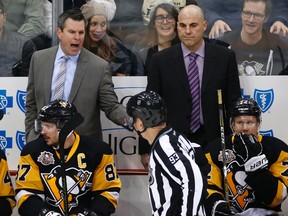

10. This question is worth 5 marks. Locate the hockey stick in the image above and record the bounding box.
[217,89,230,209]
[58,113,84,216]
[0,109,3,121]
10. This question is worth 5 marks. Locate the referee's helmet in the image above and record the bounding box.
[126,90,167,128]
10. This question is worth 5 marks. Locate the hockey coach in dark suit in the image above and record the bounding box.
[146,5,241,150]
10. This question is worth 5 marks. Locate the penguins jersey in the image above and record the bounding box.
[204,135,288,215]
[15,132,121,216]
[0,149,15,215]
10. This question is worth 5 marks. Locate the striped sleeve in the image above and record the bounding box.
[150,133,205,215]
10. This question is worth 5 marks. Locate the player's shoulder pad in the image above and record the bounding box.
[79,135,113,155]
[261,136,288,151]
[205,137,222,152]
[21,136,48,156]
[0,148,7,160]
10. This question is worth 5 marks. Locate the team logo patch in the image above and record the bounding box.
[16,90,26,113]
[16,131,26,151]
[37,151,55,166]
[254,89,274,113]
[42,166,92,214]
[59,100,69,108]
[218,149,236,163]
[259,129,273,137]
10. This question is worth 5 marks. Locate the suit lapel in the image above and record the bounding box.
[173,44,191,96]
[69,49,88,102]
[201,43,215,94]
[44,47,58,103]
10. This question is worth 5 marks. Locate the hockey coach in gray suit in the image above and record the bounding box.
[25,9,127,142]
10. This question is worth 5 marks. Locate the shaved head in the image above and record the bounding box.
[177,5,207,51]
[179,5,205,21]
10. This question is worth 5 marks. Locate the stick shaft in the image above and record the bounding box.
[59,113,84,215]
[217,89,230,208]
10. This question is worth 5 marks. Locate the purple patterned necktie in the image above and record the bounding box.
[188,52,200,133]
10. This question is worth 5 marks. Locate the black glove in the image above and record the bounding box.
[39,208,61,216]
[233,134,262,163]
[78,209,98,216]
[244,153,268,175]
[233,134,268,175]
[213,201,237,216]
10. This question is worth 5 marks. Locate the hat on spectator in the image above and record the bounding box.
[142,0,180,25]
[81,0,116,22]
[0,0,5,13]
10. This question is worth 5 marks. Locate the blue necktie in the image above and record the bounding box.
[188,53,200,133]
[52,56,69,101]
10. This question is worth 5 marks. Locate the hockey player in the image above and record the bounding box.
[15,100,121,216]
[0,109,15,216]
[0,149,15,216]
[126,90,208,215]
[204,98,288,216]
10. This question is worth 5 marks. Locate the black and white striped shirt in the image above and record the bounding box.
[148,127,207,216]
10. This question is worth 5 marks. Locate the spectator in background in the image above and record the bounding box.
[64,0,86,11]
[4,0,51,65]
[142,0,197,25]
[133,0,197,75]
[220,0,288,76]
[197,0,288,39]
[0,0,36,77]
[3,0,44,39]
[81,0,136,76]
[44,0,52,39]
[110,0,144,43]
[142,2,180,74]
[269,1,288,37]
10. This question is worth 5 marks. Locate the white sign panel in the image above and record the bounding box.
[0,76,287,174]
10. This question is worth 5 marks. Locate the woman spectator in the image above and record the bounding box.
[81,0,135,76]
[141,2,180,74]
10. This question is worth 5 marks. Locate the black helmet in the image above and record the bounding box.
[126,91,167,128]
[231,98,261,118]
[39,99,77,129]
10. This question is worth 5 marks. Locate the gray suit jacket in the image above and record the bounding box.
[25,46,126,142]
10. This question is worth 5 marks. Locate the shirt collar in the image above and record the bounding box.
[181,39,205,58]
[56,44,81,62]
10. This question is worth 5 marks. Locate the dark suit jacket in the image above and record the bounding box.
[147,42,241,144]
[25,46,126,142]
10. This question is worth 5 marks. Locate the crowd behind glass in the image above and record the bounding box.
[0,0,287,77]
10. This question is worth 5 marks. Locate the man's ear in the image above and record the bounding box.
[134,118,145,131]
[135,118,145,131]
[203,20,208,31]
